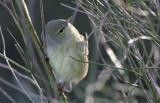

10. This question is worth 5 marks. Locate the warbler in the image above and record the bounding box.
[44,17,89,92]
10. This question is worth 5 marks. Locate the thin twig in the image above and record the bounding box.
[0,77,49,100]
[0,87,16,103]
[40,0,46,55]
[0,26,35,103]
[0,62,36,85]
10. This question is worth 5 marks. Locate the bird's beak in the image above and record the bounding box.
[64,16,72,28]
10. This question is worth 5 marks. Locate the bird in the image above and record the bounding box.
[44,17,89,92]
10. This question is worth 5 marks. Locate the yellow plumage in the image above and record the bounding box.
[45,19,89,92]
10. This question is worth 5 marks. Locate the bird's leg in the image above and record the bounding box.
[57,82,65,95]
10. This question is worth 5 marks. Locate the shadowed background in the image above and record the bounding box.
[0,0,160,103]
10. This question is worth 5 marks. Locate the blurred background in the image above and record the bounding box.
[0,0,160,103]
[0,1,92,103]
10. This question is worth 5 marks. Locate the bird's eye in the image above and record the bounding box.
[59,27,64,33]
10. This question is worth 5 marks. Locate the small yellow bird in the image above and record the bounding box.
[44,17,89,92]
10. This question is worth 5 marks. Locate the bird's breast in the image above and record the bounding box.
[47,44,88,83]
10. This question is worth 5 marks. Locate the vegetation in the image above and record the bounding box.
[0,0,160,103]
